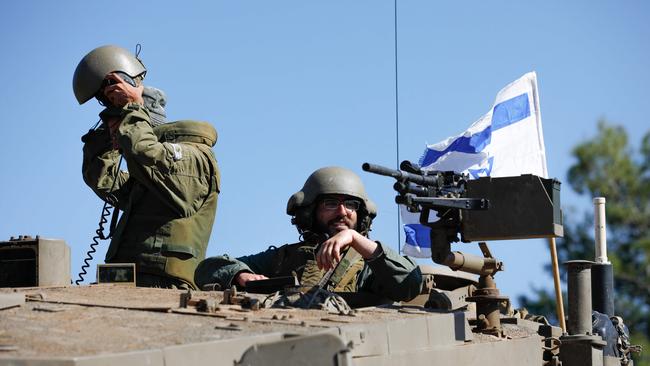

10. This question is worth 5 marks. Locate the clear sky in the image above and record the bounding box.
[1,1,648,307]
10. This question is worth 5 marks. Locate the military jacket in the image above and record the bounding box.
[82,103,220,289]
[195,241,422,302]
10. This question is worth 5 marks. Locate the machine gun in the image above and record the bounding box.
[363,160,562,272]
[363,160,563,335]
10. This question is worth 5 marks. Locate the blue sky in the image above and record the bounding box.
[1,1,648,307]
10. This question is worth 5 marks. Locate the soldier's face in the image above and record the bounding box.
[315,195,359,236]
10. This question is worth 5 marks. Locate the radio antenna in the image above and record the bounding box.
[393,0,402,253]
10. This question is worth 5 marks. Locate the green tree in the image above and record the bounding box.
[519,120,650,364]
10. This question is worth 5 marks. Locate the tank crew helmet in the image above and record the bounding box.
[73,45,147,105]
[287,167,377,236]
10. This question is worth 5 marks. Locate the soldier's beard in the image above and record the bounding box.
[318,215,356,236]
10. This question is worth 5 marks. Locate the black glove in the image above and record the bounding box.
[81,125,109,143]
[81,125,113,157]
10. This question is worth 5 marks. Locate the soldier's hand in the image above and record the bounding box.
[317,229,381,270]
[316,229,356,271]
[235,272,269,287]
[103,73,144,107]
[81,125,110,144]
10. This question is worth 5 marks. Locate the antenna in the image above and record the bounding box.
[394,0,401,253]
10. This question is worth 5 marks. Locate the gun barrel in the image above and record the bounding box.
[394,181,429,196]
[362,162,439,186]
[362,163,402,178]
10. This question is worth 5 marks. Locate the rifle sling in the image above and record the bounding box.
[322,247,363,291]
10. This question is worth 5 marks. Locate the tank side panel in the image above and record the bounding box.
[353,335,543,366]
[0,349,164,366]
[340,322,390,357]
[162,333,285,366]
[236,333,352,366]
[0,359,75,366]
[342,312,471,358]
[0,334,290,366]
[75,350,164,366]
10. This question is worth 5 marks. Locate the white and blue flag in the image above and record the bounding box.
[402,72,548,257]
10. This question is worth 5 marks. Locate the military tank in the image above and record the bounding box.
[0,164,641,365]
[0,266,545,366]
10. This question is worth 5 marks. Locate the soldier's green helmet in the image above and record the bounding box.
[73,45,147,105]
[287,167,377,235]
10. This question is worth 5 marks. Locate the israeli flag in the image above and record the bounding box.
[402,72,548,257]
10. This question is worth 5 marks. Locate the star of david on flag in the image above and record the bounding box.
[402,72,548,257]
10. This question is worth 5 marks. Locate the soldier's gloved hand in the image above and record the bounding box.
[81,125,113,156]
[81,124,111,147]
[234,272,269,287]
[81,124,109,143]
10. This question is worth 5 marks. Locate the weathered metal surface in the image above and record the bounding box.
[0,285,551,365]
[0,294,24,310]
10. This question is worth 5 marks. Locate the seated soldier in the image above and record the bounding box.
[195,167,422,302]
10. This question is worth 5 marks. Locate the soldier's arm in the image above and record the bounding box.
[115,103,213,217]
[194,248,280,290]
[81,125,130,209]
[359,242,423,302]
[316,229,381,270]
[194,255,253,290]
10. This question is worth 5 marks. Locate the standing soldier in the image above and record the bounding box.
[74,45,220,289]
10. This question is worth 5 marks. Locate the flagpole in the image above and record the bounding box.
[393,0,401,254]
[533,73,564,329]
[549,237,566,331]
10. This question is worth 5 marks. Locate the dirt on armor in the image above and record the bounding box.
[0,285,445,358]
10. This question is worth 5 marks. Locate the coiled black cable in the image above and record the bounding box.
[75,202,113,285]
[75,152,124,285]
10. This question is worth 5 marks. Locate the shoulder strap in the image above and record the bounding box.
[322,247,363,291]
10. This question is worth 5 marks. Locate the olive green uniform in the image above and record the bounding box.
[195,241,422,302]
[82,103,220,289]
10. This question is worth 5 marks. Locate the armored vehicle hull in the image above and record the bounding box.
[0,284,556,366]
